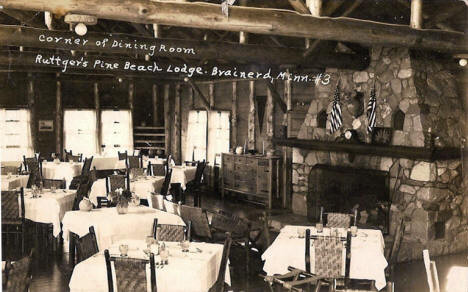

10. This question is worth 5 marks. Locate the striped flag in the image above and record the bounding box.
[367,83,377,134]
[329,84,342,134]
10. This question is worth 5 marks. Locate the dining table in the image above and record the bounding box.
[170,165,197,190]
[91,155,166,170]
[23,188,77,237]
[88,176,165,206]
[69,239,230,292]
[262,225,388,291]
[62,206,185,251]
[41,161,83,189]
[1,174,29,191]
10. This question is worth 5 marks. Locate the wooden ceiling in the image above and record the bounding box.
[0,0,466,78]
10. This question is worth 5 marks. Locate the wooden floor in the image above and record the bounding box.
[4,192,468,292]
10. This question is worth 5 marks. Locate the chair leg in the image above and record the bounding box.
[314,280,322,292]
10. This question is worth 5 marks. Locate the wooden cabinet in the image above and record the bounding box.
[221,153,280,209]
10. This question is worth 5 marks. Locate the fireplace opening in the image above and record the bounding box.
[308,164,391,234]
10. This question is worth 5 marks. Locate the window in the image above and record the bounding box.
[63,110,98,157]
[0,109,33,161]
[185,110,207,162]
[101,110,133,156]
[207,111,230,165]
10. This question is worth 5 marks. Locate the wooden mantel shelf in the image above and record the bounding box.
[272,138,461,162]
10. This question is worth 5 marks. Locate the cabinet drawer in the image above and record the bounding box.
[223,161,234,170]
[258,159,269,167]
[223,155,234,164]
[234,156,246,164]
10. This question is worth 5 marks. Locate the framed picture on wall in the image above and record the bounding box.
[38,120,53,132]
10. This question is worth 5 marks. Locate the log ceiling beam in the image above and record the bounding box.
[1,0,466,53]
[1,8,46,28]
[0,25,369,70]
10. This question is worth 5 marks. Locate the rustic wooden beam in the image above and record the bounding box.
[27,73,37,151]
[231,81,237,147]
[94,82,101,154]
[173,83,181,163]
[0,25,369,70]
[184,78,210,111]
[1,8,46,28]
[128,81,134,116]
[306,0,322,16]
[152,84,160,126]
[248,80,256,150]
[265,81,287,113]
[208,83,215,109]
[55,77,62,155]
[265,80,275,150]
[410,0,423,29]
[288,0,310,14]
[188,86,194,110]
[2,0,465,53]
[163,84,171,156]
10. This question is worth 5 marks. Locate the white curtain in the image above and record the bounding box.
[185,110,207,162]
[0,108,33,161]
[207,111,230,165]
[101,110,133,157]
[63,110,98,157]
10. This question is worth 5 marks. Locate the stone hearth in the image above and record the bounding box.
[291,47,466,262]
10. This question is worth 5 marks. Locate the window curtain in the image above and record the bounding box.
[63,110,98,157]
[207,111,230,165]
[185,110,207,162]
[101,110,133,156]
[0,109,33,161]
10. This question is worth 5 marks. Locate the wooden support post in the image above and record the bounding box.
[173,84,181,164]
[239,31,249,44]
[248,80,256,151]
[55,77,62,155]
[265,81,287,113]
[188,87,194,110]
[265,81,275,149]
[153,23,162,38]
[27,73,37,152]
[163,84,171,156]
[94,82,101,154]
[152,84,159,126]
[410,0,423,29]
[231,81,238,147]
[128,81,135,116]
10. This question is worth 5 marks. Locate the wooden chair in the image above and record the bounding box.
[64,149,73,161]
[23,155,37,172]
[3,249,33,292]
[70,156,94,189]
[152,218,188,242]
[208,232,232,292]
[179,205,212,240]
[118,151,128,161]
[2,188,26,260]
[185,160,206,192]
[160,168,172,197]
[23,156,41,188]
[169,183,185,204]
[104,249,156,292]
[41,178,66,189]
[209,210,252,275]
[1,165,21,175]
[73,178,93,210]
[324,211,356,228]
[262,266,318,292]
[423,249,440,292]
[67,153,83,162]
[126,155,141,169]
[163,200,181,216]
[106,174,129,194]
[148,162,166,176]
[69,226,99,266]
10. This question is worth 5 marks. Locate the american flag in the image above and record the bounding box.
[367,83,377,134]
[329,84,342,134]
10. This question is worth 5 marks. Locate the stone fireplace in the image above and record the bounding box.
[291,47,467,262]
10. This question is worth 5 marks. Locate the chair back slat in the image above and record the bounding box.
[126,155,141,169]
[149,163,166,176]
[155,224,185,242]
[118,151,128,161]
[194,160,206,184]
[210,212,249,236]
[106,175,128,194]
[180,205,212,239]
[42,179,66,189]
[313,236,346,278]
[75,226,99,263]
[2,188,24,221]
[68,154,83,162]
[81,156,94,176]
[326,213,352,228]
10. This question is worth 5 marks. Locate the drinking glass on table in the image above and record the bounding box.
[181,240,190,252]
[7,172,12,179]
[51,186,56,193]
[119,244,129,257]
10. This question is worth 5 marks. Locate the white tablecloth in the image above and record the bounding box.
[445,266,468,292]
[170,166,197,190]
[88,177,165,206]
[91,156,166,170]
[262,225,388,291]
[23,189,76,237]
[41,161,83,188]
[69,239,230,292]
[1,175,29,191]
[62,206,185,251]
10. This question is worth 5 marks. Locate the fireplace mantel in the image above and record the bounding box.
[273,138,461,162]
